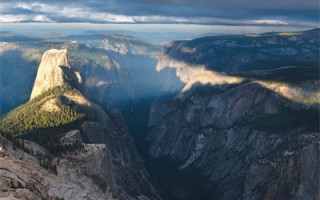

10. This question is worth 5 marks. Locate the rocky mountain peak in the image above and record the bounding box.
[1,47,161,199]
[30,49,81,99]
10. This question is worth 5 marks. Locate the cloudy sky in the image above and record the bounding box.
[0,0,319,26]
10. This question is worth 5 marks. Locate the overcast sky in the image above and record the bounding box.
[0,0,319,26]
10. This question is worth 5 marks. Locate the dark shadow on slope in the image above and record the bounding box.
[157,65,319,107]
[20,119,86,156]
[144,157,217,200]
[59,65,83,90]
[231,66,319,84]
[124,82,245,200]
[122,94,218,200]
[180,81,319,133]
[249,107,319,133]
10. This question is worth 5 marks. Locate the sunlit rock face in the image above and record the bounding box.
[30,49,81,99]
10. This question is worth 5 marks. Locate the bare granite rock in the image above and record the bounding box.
[59,130,83,144]
[30,49,81,99]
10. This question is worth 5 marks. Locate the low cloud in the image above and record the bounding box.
[252,20,289,25]
[0,0,318,26]
[0,14,52,23]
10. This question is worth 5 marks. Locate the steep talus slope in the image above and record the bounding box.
[0,49,160,200]
[145,29,320,200]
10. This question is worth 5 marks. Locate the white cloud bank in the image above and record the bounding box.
[0,2,318,27]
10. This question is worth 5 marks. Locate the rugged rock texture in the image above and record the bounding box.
[296,142,320,200]
[116,28,319,200]
[0,136,107,200]
[60,130,83,144]
[147,66,319,199]
[0,49,161,200]
[0,135,160,200]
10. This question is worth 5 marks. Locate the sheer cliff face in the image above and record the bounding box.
[30,49,69,99]
[147,78,319,200]
[0,49,160,200]
[30,49,81,100]
[146,30,320,200]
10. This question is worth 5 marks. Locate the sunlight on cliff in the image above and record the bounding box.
[156,55,319,107]
[256,80,320,106]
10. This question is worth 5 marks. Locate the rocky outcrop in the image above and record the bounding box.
[0,112,160,200]
[60,130,83,144]
[76,108,160,200]
[296,142,320,200]
[0,134,155,200]
[243,141,320,200]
